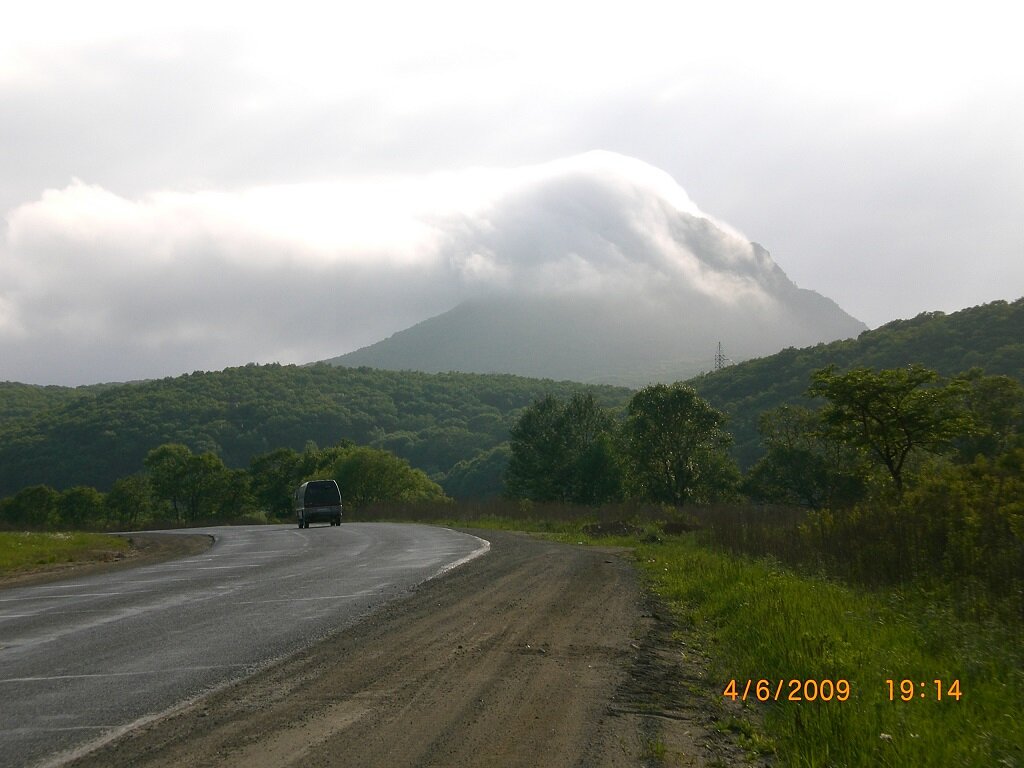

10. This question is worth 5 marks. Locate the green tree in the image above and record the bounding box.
[217,468,254,520]
[0,485,60,529]
[954,370,1024,460]
[105,474,156,529]
[505,395,567,501]
[505,393,622,503]
[561,394,623,504]
[144,444,192,522]
[623,383,737,504]
[144,443,236,523]
[58,486,107,529]
[322,446,447,508]
[249,447,317,519]
[443,445,511,498]
[180,452,234,522]
[744,405,866,508]
[808,365,969,496]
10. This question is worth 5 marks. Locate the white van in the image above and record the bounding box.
[293,480,343,528]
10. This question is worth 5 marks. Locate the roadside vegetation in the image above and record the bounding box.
[0,531,130,576]
[0,442,446,531]
[639,536,1021,767]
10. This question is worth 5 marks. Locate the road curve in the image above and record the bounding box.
[0,523,489,768]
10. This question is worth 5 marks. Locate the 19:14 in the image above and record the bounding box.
[886,679,962,701]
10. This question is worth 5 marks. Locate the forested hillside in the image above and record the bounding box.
[0,364,631,497]
[691,297,1024,466]
[0,382,103,423]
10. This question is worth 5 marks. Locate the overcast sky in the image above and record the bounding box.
[2,0,1022,385]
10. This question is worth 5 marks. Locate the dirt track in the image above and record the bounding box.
[63,530,749,768]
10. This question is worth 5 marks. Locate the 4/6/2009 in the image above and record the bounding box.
[722,679,851,702]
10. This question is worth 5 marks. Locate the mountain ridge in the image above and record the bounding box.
[326,282,865,386]
[691,296,1024,467]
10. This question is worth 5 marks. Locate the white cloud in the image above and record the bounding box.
[0,152,790,384]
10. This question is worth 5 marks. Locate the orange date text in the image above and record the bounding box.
[722,678,851,702]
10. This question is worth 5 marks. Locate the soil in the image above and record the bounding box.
[59,530,758,768]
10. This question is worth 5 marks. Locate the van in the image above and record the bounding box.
[293,480,343,528]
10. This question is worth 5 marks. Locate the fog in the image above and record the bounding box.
[1,152,855,384]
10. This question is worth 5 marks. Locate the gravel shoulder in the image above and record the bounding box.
[59,529,750,768]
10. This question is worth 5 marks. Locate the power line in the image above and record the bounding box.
[714,341,732,371]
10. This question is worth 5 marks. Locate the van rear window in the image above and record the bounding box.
[304,482,341,507]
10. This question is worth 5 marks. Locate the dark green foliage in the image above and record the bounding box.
[505,395,566,501]
[507,385,738,505]
[143,444,252,523]
[319,446,447,508]
[808,365,969,495]
[623,383,738,504]
[954,370,1024,460]
[505,393,623,504]
[0,364,631,498]
[0,485,60,529]
[743,405,865,508]
[443,445,510,499]
[248,447,319,520]
[57,487,107,530]
[0,381,93,422]
[692,297,1024,467]
[105,475,156,529]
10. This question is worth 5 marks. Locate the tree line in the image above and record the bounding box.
[505,383,737,505]
[508,364,1022,509]
[0,363,631,499]
[505,365,1024,611]
[0,442,445,531]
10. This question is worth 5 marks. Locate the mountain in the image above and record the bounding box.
[690,297,1024,467]
[329,279,862,387]
[324,153,865,386]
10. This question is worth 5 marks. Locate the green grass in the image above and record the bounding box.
[0,531,130,575]
[634,536,1023,767]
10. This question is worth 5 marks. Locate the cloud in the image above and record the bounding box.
[0,152,799,384]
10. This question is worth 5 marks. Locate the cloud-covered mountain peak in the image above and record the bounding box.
[328,152,867,384]
[1,151,861,385]
[438,152,793,308]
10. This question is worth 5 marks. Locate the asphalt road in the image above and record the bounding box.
[0,523,489,768]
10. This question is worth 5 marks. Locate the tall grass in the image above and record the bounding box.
[636,536,1023,767]
[675,503,1024,624]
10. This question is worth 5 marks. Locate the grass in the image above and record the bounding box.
[0,531,131,575]
[632,537,1022,767]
